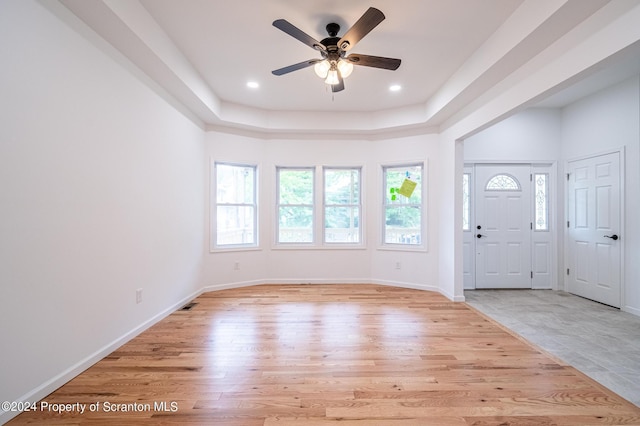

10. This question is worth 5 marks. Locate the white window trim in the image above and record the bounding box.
[379,160,427,252]
[273,165,366,250]
[210,160,259,252]
[275,166,316,246]
[463,172,472,232]
[485,173,521,191]
[323,166,363,246]
[533,172,550,232]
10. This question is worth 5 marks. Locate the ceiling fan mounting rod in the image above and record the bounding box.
[326,22,340,37]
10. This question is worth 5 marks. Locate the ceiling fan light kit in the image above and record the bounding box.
[325,66,340,85]
[272,7,401,93]
[314,59,353,80]
[337,60,354,78]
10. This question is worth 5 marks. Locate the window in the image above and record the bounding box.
[214,162,257,248]
[324,168,361,243]
[462,173,471,231]
[534,173,549,231]
[485,174,520,190]
[277,167,314,243]
[383,163,423,246]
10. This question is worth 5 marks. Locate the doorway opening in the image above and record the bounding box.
[463,163,556,290]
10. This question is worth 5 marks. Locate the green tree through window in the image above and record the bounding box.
[324,168,361,243]
[277,168,314,243]
[214,162,257,248]
[383,164,423,245]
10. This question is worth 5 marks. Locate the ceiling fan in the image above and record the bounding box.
[271,7,401,92]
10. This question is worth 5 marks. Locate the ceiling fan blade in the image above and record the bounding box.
[337,7,385,52]
[272,59,321,76]
[273,19,326,52]
[332,75,345,92]
[346,54,401,70]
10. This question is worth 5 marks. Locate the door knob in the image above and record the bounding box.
[476,234,484,239]
[604,234,619,241]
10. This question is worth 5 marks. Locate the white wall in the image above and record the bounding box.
[0,0,205,419]
[3,0,639,422]
[461,76,640,314]
[463,108,562,291]
[560,76,640,315]
[369,135,441,292]
[561,77,640,158]
[203,131,441,292]
[464,108,562,162]
[201,132,269,289]
[264,138,372,284]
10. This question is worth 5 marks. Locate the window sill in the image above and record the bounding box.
[210,246,262,254]
[377,245,428,253]
[271,244,367,251]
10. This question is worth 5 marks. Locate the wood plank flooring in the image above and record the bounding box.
[8,284,640,425]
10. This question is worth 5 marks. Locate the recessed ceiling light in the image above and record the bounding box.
[389,84,402,92]
[246,81,259,89]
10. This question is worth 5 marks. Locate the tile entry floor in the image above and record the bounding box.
[465,289,640,407]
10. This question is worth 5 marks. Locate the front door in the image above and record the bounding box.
[475,165,532,288]
[567,152,621,308]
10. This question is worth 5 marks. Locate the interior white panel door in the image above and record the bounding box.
[567,152,621,307]
[475,165,532,288]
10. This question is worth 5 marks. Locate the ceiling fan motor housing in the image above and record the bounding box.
[320,23,346,61]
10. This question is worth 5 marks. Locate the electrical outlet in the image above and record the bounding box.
[136,288,143,304]
[234,261,240,270]
[395,262,401,270]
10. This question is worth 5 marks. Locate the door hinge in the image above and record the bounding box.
[567,220,570,228]
[567,173,570,181]
[567,268,570,275]
[530,173,533,182]
[530,222,533,230]
[531,271,533,279]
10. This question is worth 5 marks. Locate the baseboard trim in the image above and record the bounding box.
[370,279,440,293]
[263,279,373,285]
[203,279,377,292]
[202,279,266,293]
[433,283,465,302]
[623,304,640,317]
[0,288,202,425]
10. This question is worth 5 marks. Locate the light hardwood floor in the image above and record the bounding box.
[8,284,640,425]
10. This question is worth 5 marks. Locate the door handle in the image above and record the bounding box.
[604,234,619,241]
[476,234,484,239]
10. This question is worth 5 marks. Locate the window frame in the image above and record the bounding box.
[380,162,426,251]
[462,172,471,232]
[485,173,521,191]
[323,166,363,245]
[211,161,258,251]
[276,166,316,245]
[534,172,550,231]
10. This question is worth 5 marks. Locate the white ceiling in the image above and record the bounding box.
[137,0,522,113]
[56,0,638,133]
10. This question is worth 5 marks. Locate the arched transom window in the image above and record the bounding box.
[485,174,521,191]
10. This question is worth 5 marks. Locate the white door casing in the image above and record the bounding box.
[567,151,621,308]
[475,165,532,289]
